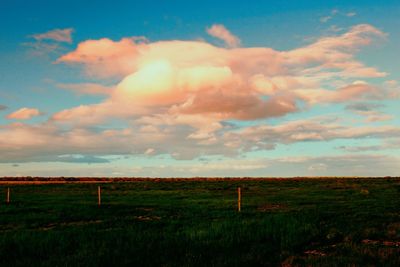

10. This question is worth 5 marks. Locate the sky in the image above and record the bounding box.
[0,0,399,177]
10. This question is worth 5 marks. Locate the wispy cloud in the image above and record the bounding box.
[24,28,74,57]
[345,102,393,122]
[31,28,74,43]
[320,9,338,23]
[55,154,110,164]
[320,16,333,23]
[338,138,400,153]
[320,9,357,23]
[206,24,241,48]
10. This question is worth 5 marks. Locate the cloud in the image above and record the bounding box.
[345,102,384,111]
[0,121,233,163]
[331,9,339,15]
[0,105,7,111]
[346,12,357,17]
[308,163,328,172]
[338,138,400,153]
[24,28,74,57]
[301,154,400,176]
[320,16,332,23]
[6,108,42,120]
[54,24,387,128]
[320,9,356,23]
[338,145,382,152]
[22,42,63,57]
[2,153,399,177]
[206,24,241,48]
[224,117,400,151]
[58,24,386,81]
[294,82,384,104]
[55,154,110,164]
[0,23,396,167]
[144,148,155,155]
[48,24,393,153]
[56,37,148,78]
[320,9,339,23]
[385,80,398,87]
[287,25,386,78]
[345,102,393,122]
[31,28,74,43]
[2,113,399,165]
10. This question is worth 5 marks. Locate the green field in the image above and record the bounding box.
[1,178,400,266]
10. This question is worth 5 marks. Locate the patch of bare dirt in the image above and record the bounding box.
[134,215,161,221]
[362,239,400,247]
[39,220,103,231]
[304,250,327,256]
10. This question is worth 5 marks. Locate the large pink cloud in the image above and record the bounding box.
[1,23,396,165]
[52,23,393,138]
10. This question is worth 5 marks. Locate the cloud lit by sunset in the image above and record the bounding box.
[1,1,399,177]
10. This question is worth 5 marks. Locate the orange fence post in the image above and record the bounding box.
[238,187,241,212]
[98,186,101,206]
[6,187,10,204]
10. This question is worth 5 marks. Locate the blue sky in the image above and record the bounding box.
[0,0,399,177]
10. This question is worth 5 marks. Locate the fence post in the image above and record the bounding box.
[6,187,10,204]
[238,187,241,212]
[98,186,101,207]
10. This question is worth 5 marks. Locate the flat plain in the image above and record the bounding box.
[1,177,400,266]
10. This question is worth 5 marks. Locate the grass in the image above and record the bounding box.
[0,178,400,266]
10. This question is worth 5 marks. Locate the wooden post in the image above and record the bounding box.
[6,187,10,204]
[98,186,101,207]
[238,187,241,212]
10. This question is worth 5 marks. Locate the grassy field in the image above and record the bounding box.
[1,178,400,266]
